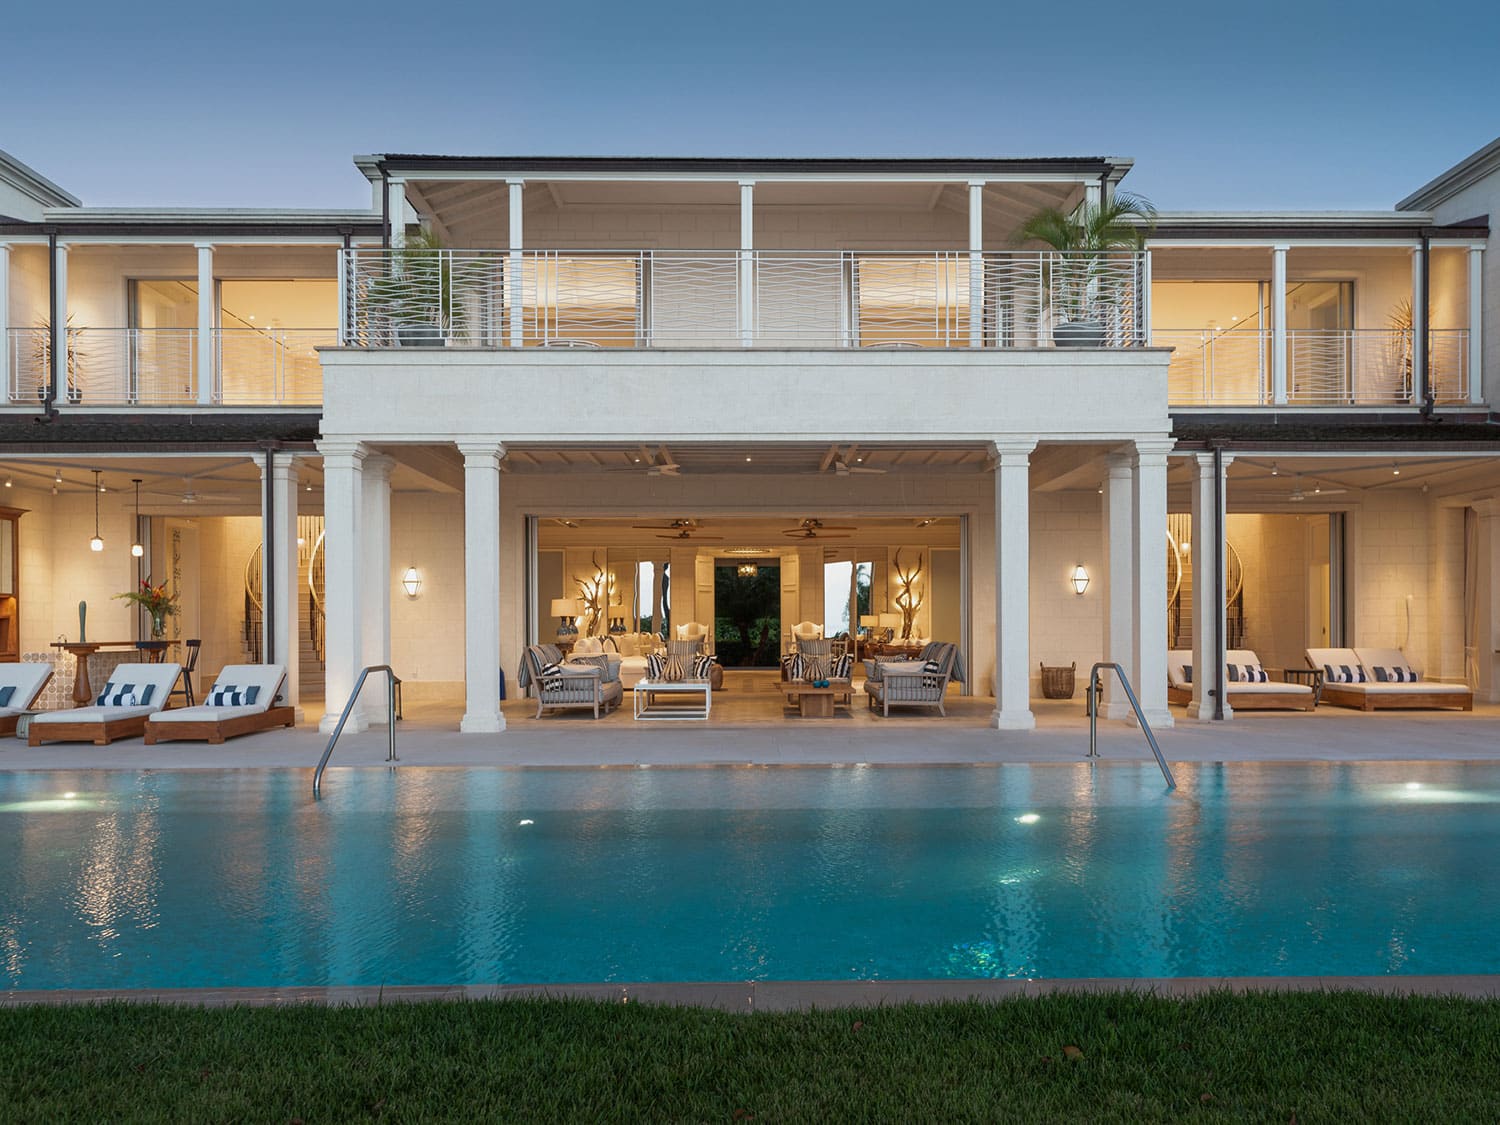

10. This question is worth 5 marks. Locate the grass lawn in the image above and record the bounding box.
[3,990,1499,1122]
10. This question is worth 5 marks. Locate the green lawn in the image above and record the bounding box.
[3,991,1498,1122]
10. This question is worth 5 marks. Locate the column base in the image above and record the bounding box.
[990,707,1036,731]
[318,712,369,736]
[1186,695,1232,721]
[460,712,507,734]
[1101,700,1135,721]
[1127,708,1175,730]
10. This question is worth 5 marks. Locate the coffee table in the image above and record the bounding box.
[776,680,850,718]
[633,679,711,721]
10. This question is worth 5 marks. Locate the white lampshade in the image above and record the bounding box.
[858,615,879,628]
[1071,564,1090,595]
[878,612,901,630]
[402,566,422,598]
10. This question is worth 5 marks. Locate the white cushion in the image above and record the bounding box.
[1229,681,1312,696]
[33,705,155,724]
[0,662,53,711]
[202,665,285,715]
[1166,650,1194,689]
[1327,681,1471,696]
[573,637,604,655]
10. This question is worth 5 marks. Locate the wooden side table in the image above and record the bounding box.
[1279,667,1323,703]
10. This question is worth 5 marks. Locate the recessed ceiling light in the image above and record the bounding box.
[1392,463,1400,476]
[1270,463,1279,476]
[744,456,752,463]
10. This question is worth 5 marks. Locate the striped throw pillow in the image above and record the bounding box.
[1371,665,1419,683]
[1322,664,1367,684]
[646,653,666,681]
[210,686,245,707]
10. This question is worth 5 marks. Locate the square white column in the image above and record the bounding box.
[460,442,506,733]
[1101,451,1135,719]
[196,243,214,405]
[0,244,9,397]
[1270,245,1288,405]
[259,453,301,718]
[1474,501,1500,704]
[1188,452,1233,721]
[1469,247,1484,405]
[52,243,67,404]
[968,180,985,349]
[507,181,524,348]
[317,441,366,734]
[1411,248,1426,404]
[739,180,755,348]
[360,454,396,724]
[991,441,1036,731]
[1132,440,1175,728]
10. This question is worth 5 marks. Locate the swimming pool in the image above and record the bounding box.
[1,762,1496,990]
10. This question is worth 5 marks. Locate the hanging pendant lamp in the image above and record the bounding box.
[89,470,104,552]
[131,478,144,557]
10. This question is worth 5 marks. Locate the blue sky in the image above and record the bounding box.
[4,0,1498,212]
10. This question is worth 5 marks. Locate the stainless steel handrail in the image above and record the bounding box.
[1086,662,1176,789]
[312,664,401,797]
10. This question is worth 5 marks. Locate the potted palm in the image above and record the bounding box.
[1018,191,1156,347]
[363,228,466,346]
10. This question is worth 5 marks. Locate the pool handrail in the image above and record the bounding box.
[312,665,401,797]
[1086,662,1177,789]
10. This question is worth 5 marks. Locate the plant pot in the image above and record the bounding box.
[1053,320,1106,348]
[396,324,444,347]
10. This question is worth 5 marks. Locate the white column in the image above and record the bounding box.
[1270,245,1288,405]
[1132,440,1175,728]
[1101,452,1135,719]
[195,243,214,405]
[1188,452,1233,721]
[1476,501,1500,703]
[1084,182,1102,211]
[1411,248,1426,405]
[360,454,395,724]
[968,180,985,349]
[507,180,524,348]
[1469,246,1484,405]
[0,244,9,398]
[739,180,755,348]
[317,442,367,734]
[52,243,67,403]
[991,440,1036,731]
[386,178,407,248]
[259,453,301,718]
[459,442,506,733]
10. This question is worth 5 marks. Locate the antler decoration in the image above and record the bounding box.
[892,548,925,640]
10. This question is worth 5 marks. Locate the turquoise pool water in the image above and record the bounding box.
[0,763,1495,990]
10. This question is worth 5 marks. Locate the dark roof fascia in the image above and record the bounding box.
[0,413,322,450]
[1171,412,1500,450]
[375,154,1121,179]
[1152,218,1489,242]
[0,219,383,239]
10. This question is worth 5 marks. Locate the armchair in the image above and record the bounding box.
[863,641,960,717]
[518,643,623,719]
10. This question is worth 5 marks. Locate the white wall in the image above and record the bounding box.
[1029,490,1104,692]
[390,491,465,696]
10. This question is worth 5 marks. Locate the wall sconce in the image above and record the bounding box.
[1070,564,1090,596]
[401,566,422,599]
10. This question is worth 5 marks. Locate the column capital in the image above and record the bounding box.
[363,453,397,483]
[988,439,1037,464]
[316,439,369,465]
[193,241,214,251]
[1132,438,1176,466]
[457,440,507,468]
[1191,450,1234,471]
[259,452,302,482]
[1105,450,1133,477]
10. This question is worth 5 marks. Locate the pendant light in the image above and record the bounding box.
[89,470,104,552]
[131,478,144,557]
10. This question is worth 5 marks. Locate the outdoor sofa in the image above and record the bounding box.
[862,641,963,717]
[1167,649,1315,711]
[1307,647,1473,711]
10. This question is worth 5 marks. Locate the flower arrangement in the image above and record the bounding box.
[114,577,178,638]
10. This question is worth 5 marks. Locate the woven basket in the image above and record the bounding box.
[1039,662,1076,699]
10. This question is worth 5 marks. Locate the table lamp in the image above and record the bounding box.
[550,598,581,640]
[878,612,902,644]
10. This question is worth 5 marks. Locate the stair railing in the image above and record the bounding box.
[312,664,401,797]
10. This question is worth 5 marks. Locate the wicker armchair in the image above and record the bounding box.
[863,641,959,717]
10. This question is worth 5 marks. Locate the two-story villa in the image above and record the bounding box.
[0,140,1495,734]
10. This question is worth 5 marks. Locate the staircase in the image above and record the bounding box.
[241,516,325,702]
[298,544,325,703]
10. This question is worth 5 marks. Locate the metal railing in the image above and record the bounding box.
[1085,662,1176,789]
[312,664,401,797]
[4,325,334,406]
[1157,327,1472,407]
[341,247,1148,350]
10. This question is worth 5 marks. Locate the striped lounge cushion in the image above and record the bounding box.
[1227,663,1268,683]
[96,682,140,707]
[1323,664,1367,684]
[1370,665,1420,683]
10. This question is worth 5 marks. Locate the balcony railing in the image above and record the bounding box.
[340,248,1147,350]
[1158,328,1470,407]
[4,327,334,406]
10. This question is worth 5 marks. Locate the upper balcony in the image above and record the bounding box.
[340,247,1147,351]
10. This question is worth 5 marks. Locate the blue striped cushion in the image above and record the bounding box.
[209,685,244,707]
[1323,664,1367,684]
[96,682,139,707]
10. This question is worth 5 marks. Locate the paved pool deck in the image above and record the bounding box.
[4,687,1498,772]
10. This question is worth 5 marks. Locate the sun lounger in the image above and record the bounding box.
[145,664,295,743]
[1168,649,1315,711]
[0,662,54,735]
[1308,647,1473,712]
[29,662,182,746]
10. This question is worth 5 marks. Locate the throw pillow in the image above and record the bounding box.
[0,685,14,708]
[1371,665,1420,683]
[1323,664,1368,684]
[646,653,665,681]
[95,681,117,706]
[103,683,139,707]
[784,652,805,682]
[243,686,260,705]
[210,686,244,707]
[692,653,714,680]
[830,653,853,680]
[1242,664,1269,683]
[801,656,826,683]
[138,685,155,707]
[921,659,944,689]
[1181,665,1193,684]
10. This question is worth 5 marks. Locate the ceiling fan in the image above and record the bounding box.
[632,519,702,530]
[782,518,854,540]
[654,527,723,541]
[1287,477,1349,502]
[825,444,886,476]
[835,458,886,476]
[637,445,680,477]
[143,477,244,505]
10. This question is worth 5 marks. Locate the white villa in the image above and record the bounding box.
[1,139,1497,734]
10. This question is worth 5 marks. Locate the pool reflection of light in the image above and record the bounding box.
[0,795,102,813]
[1390,786,1497,803]
[1015,813,1040,825]
[518,819,534,826]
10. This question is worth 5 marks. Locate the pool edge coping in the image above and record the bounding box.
[6,976,1500,1009]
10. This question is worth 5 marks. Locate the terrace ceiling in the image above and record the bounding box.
[406,179,1085,248]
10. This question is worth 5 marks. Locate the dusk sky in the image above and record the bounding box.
[5,0,1499,212]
